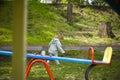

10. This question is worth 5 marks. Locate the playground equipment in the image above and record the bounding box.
[25,58,54,80]
[0,47,113,80]
[85,47,112,80]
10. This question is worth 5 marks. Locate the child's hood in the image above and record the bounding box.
[51,38,59,44]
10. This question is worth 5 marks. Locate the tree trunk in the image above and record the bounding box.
[67,0,72,23]
[97,22,115,38]
[0,0,4,9]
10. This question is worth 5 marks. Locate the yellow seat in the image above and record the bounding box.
[102,47,113,63]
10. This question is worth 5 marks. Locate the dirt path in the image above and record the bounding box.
[0,46,120,51]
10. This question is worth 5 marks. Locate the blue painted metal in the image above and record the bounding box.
[0,50,107,64]
[0,51,12,56]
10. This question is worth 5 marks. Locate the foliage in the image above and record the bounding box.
[0,1,13,29]
[91,0,108,6]
[0,28,12,45]
[27,1,74,45]
[0,1,120,46]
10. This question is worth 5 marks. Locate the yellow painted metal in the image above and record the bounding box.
[103,47,112,63]
[12,0,27,80]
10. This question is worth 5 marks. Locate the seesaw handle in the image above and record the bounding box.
[86,47,95,64]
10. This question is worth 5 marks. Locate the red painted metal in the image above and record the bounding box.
[86,47,95,64]
[86,47,111,66]
[25,59,54,80]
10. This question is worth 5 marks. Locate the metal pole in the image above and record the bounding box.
[85,64,96,80]
[12,0,27,80]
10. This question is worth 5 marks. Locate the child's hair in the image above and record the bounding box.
[58,33,64,40]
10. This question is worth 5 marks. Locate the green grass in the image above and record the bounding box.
[0,28,12,45]
[0,1,120,80]
[0,50,120,80]
[0,1,120,46]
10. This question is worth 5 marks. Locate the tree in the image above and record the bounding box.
[97,22,115,38]
[0,0,4,9]
[67,0,72,23]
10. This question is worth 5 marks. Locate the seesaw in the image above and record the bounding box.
[0,47,113,80]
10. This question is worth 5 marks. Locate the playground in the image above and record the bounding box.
[0,0,120,80]
[0,47,120,80]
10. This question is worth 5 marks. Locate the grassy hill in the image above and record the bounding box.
[0,1,120,46]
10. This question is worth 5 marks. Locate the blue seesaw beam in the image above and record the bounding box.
[0,51,107,64]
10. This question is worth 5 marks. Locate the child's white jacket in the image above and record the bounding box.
[48,38,65,54]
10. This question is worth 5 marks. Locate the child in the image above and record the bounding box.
[47,34,65,65]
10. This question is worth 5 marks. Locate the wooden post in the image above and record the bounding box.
[12,0,27,80]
